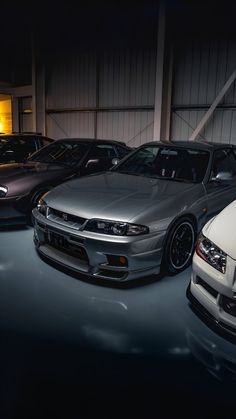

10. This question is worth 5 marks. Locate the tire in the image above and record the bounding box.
[162,217,196,275]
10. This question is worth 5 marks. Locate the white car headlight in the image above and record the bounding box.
[85,219,149,236]
[0,185,7,198]
[196,233,227,274]
[37,198,47,216]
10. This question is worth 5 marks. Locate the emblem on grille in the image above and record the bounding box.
[62,213,68,221]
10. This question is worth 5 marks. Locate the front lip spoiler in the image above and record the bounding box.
[186,283,236,343]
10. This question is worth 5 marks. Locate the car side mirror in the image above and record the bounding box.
[211,171,233,182]
[111,157,120,166]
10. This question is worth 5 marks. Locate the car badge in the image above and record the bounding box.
[62,213,68,221]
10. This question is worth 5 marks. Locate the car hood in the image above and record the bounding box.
[45,172,200,224]
[0,161,70,177]
[203,199,236,260]
[0,162,72,196]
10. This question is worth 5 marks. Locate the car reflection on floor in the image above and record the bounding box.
[186,304,236,383]
[1,226,236,418]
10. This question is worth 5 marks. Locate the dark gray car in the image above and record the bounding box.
[0,138,131,225]
[0,133,54,164]
[32,141,236,281]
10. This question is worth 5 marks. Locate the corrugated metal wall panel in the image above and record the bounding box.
[46,112,95,139]
[47,54,97,109]
[46,48,156,144]
[97,111,154,147]
[99,50,156,107]
[171,109,236,144]
[172,40,236,106]
[171,40,236,144]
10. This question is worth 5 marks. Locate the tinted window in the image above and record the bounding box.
[40,137,53,147]
[114,146,210,183]
[211,149,236,179]
[0,136,13,149]
[1,137,36,161]
[29,141,90,166]
[86,144,117,160]
[116,145,131,158]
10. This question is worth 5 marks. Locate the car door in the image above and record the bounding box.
[204,148,236,220]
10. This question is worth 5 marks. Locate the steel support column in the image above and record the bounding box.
[31,35,37,132]
[153,1,166,141]
[35,62,46,135]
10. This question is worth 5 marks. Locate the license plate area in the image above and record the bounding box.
[46,230,89,263]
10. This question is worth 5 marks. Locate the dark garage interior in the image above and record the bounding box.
[1,1,236,418]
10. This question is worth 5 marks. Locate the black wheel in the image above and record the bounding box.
[162,218,195,275]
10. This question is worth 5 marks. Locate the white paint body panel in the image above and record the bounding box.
[190,199,236,333]
[203,199,236,260]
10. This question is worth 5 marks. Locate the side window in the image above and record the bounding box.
[40,137,53,148]
[2,137,36,161]
[86,144,117,160]
[211,149,236,179]
[116,145,130,158]
[84,144,117,174]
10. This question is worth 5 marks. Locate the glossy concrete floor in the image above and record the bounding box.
[1,226,236,418]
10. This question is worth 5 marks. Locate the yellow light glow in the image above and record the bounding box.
[0,96,12,133]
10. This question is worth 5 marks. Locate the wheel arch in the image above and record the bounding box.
[166,213,198,238]
[161,212,198,275]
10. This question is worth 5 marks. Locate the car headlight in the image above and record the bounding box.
[0,185,8,198]
[196,233,227,274]
[85,219,149,236]
[37,198,47,216]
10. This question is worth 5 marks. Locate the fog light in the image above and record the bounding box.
[119,256,127,265]
[106,255,128,267]
[221,296,236,316]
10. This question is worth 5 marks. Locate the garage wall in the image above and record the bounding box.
[46,49,156,146]
[171,40,236,144]
[97,110,154,146]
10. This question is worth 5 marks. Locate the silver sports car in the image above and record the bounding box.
[32,141,236,281]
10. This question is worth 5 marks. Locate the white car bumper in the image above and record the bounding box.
[188,251,236,336]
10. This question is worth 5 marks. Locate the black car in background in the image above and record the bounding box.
[0,133,54,164]
[0,138,132,225]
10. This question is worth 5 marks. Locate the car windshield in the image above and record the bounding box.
[28,141,90,166]
[113,145,210,183]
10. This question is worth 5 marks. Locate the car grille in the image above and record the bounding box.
[47,207,86,230]
[45,230,89,264]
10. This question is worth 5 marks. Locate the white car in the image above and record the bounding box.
[187,199,236,338]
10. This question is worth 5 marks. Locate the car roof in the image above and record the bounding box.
[142,140,236,151]
[0,133,52,138]
[56,138,130,147]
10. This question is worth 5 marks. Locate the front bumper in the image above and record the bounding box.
[187,252,236,339]
[32,208,166,282]
[0,195,27,226]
